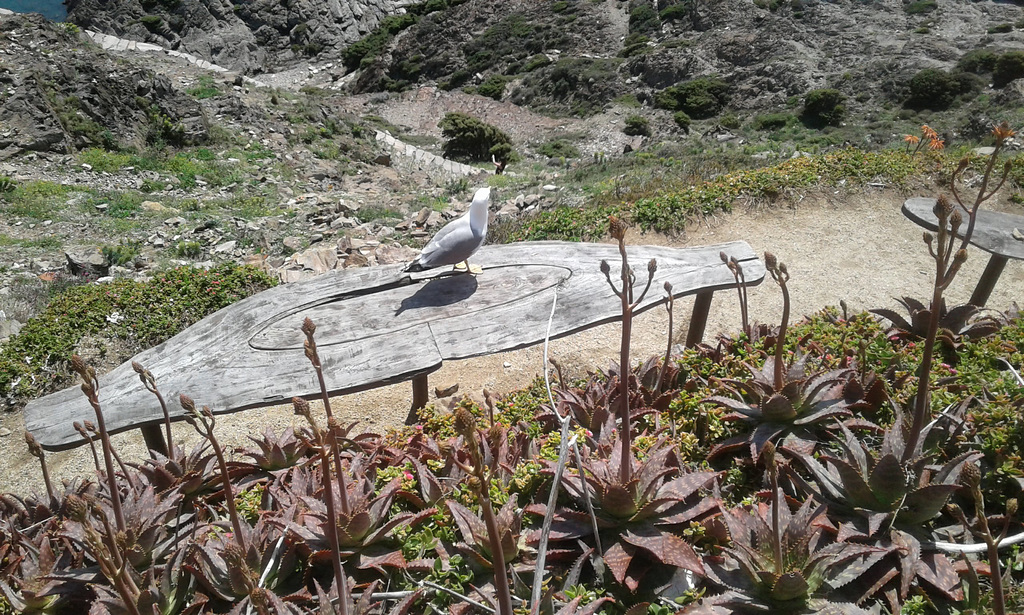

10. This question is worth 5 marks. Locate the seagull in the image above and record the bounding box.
[404,187,490,275]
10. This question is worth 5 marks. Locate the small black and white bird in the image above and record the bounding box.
[404,187,490,275]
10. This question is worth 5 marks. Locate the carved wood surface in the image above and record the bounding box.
[903,197,1024,260]
[25,241,763,450]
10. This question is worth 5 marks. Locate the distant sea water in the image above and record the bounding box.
[0,0,67,21]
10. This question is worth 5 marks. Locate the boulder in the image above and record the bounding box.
[65,249,109,278]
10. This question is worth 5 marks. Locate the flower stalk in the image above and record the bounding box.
[132,361,173,456]
[601,216,657,484]
[70,354,126,533]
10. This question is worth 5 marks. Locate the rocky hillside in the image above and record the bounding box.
[64,0,420,74]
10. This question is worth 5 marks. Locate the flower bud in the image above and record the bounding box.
[664,281,673,293]
[720,251,728,263]
[764,252,777,272]
[647,258,657,275]
[84,420,96,432]
[1007,498,1018,518]
[960,461,981,490]
[761,440,776,466]
[923,231,933,245]
[453,406,476,438]
[71,354,87,375]
[934,194,953,220]
[608,215,626,241]
[949,209,962,232]
[953,249,968,264]
[600,260,610,275]
[132,361,144,374]
[65,494,89,522]
[302,317,316,336]
[292,396,310,417]
[180,394,196,413]
[25,432,42,458]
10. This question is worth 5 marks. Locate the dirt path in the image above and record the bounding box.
[2,185,1022,497]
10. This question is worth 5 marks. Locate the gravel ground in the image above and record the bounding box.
[2,185,1022,497]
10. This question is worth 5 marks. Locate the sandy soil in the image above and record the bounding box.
[2,185,1022,497]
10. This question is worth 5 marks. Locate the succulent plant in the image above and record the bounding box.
[239,426,312,473]
[448,495,522,569]
[871,297,1004,360]
[687,498,877,614]
[706,352,859,460]
[0,526,91,614]
[786,418,975,603]
[278,456,433,573]
[529,438,713,592]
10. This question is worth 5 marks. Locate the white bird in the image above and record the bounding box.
[404,187,490,275]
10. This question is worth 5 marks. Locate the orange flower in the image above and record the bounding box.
[993,121,1016,142]
[921,124,938,140]
[904,134,920,145]
[928,138,945,151]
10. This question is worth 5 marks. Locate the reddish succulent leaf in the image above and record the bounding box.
[770,571,809,602]
[899,484,959,526]
[602,540,636,587]
[355,549,407,572]
[916,552,964,601]
[867,455,907,508]
[599,483,639,519]
[622,526,704,575]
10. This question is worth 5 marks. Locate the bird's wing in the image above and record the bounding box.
[416,212,484,268]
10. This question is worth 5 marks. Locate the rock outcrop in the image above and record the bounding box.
[0,14,209,158]
[65,0,416,75]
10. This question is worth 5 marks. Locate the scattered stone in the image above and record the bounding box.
[0,427,10,438]
[141,200,170,213]
[435,383,459,398]
[344,252,369,268]
[65,249,109,278]
[213,240,237,253]
[165,216,187,226]
[542,184,558,192]
[1013,228,1024,241]
[375,244,418,265]
[282,236,303,253]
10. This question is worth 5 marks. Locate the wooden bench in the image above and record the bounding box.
[24,241,764,452]
[903,197,1024,306]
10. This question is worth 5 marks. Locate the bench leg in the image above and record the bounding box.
[685,290,714,347]
[139,424,168,456]
[405,374,429,425]
[969,254,1008,308]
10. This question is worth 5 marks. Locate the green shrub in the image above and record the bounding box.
[993,50,1024,87]
[801,88,846,127]
[673,111,692,131]
[720,113,741,130]
[101,240,142,267]
[958,48,999,74]
[438,112,513,161]
[475,74,510,100]
[619,32,650,57]
[753,112,793,130]
[904,0,937,14]
[520,54,552,73]
[987,22,1013,34]
[537,139,581,158]
[186,75,221,99]
[655,77,731,119]
[659,2,692,21]
[0,264,277,404]
[174,240,203,258]
[623,114,650,136]
[342,13,418,69]
[905,68,976,110]
[628,3,660,33]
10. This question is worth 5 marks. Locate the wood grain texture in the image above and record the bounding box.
[25,240,763,450]
[903,197,1024,260]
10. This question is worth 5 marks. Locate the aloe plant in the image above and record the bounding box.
[706,253,864,461]
[529,438,712,592]
[706,351,858,460]
[786,418,975,603]
[871,297,1004,361]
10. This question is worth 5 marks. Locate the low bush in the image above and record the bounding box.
[475,74,511,101]
[673,110,692,131]
[904,0,937,13]
[988,22,1014,34]
[906,68,979,110]
[993,50,1024,87]
[341,13,418,70]
[753,112,794,130]
[655,76,731,119]
[0,263,276,405]
[623,114,650,136]
[537,139,581,159]
[958,48,999,74]
[438,112,514,161]
[801,88,846,127]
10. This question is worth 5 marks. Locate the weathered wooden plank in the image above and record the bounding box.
[903,197,1024,260]
[24,240,763,450]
